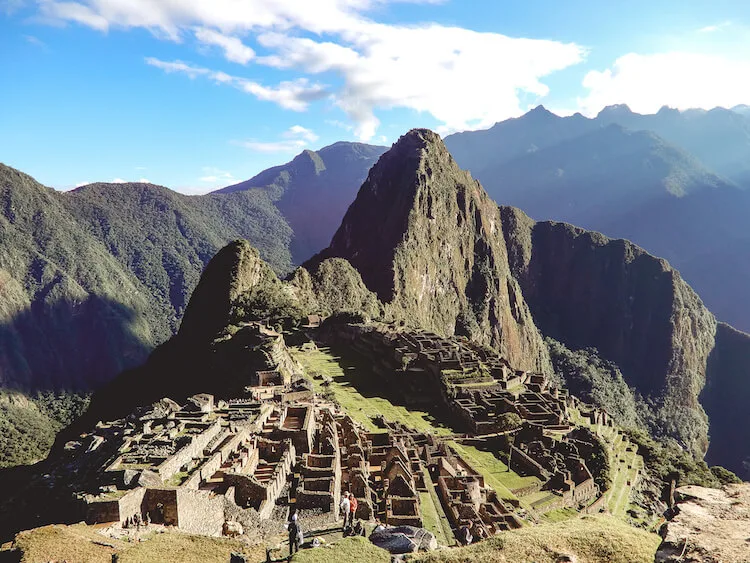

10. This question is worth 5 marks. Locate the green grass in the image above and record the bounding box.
[420,469,456,547]
[294,346,453,434]
[447,442,540,502]
[409,514,661,563]
[3,524,268,563]
[569,407,642,519]
[291,536,390,563]
[540,507,579,523]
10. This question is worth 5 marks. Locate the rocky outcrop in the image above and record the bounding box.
[656,484,750,562]
[179,240,269,344]
[290,258,381,319]
[310,129,551,373]
[500,207,717,455]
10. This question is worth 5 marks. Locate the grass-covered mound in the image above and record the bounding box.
[409,515,660,563]
[2,524,268,563]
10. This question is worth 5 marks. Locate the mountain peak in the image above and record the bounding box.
[525,105,557,120]
[307,128,550,371]
[597,104,634,118]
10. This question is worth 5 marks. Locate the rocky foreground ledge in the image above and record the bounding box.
[656,483,750,563]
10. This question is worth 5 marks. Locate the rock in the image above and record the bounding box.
[179,240,270,344]
[223,521,243,537]
[501,206,716,456]
[369,525,437,554]
[136,470,162,488]
[655,483,750,562]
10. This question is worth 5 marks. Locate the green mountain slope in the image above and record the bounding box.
[216,141,387,264]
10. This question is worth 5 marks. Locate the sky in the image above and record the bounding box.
[1,0,749,193]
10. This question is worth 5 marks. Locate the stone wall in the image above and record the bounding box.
[143,488,179,526]
[85,499,120,524]
[118,487,147,521]
[176,489,224,536]
[85,487,146,524]
[157,421,222,480]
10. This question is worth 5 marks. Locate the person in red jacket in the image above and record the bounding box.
[348,493,358,527]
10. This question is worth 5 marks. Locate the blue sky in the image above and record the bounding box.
[1,0,749,193]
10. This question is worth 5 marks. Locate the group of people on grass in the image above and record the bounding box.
[285,492,367,558]
[340,492,367,537]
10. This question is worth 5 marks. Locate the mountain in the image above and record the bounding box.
[474,124,732,229]
[0,140,383,400]
[444,106,750,332]
[307,129,550,373]
[0,165,159,391]
[73,128,750,478]
[499,207,716,455]
[0,162,298,467]
[307,129,718,456]
[63,181,292,331]
[594,105,750,186]
[216,141,387,264]
[445,104,750,186]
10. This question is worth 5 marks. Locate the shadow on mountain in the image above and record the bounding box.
[702,323,750,480]
[0,294,153,394]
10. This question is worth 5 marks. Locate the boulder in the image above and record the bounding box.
[369,525,437,554]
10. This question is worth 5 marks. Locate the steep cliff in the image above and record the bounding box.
[703,323,750,479]
[500,206,717,455]
[310,129,551,373]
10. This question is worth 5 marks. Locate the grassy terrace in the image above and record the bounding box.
[2,524,271,563]
[447,442,540,504]
[293,345,452,435]
[294,345,547,514]
[421,469,457,547]
[569,407,642,519]
[411,515,661,563]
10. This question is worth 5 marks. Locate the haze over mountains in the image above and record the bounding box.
[444,104,750,332]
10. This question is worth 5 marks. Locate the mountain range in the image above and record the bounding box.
[2,105,750,480]
[53,129,750,485]
[444,104,750,332]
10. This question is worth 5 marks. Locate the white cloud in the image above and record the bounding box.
[194,27,254,64]
[578,52,750,116]
[199,167,236,183]
[138,178,151,183]
[237,125,320,153]
[284,125,318,142]
[257,26,585,139]
[75,181,90,187]
[110,177,127,183]
[35,0,586,140]
[39,1,110,31]
[24,34,48,48]
[697,21,732,33]
[145,57,326,111]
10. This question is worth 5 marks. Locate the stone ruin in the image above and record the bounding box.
[46,318,620,549]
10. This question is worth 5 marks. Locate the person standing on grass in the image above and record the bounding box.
[288,512,301,557]
[348,493,358,527]
[340,492,351,530]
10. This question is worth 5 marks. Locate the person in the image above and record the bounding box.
[340,493,350,530]
[288,512,301,557]
[459,521,473,546]
[353,520,366,537]
[348,493,358,528]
